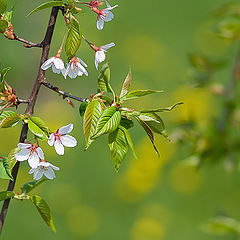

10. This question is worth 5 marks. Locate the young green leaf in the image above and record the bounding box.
[79,101,88,117]
[0,157,13,180]
[119,69,131,99]
[0,111,21,128]
[29,195,56,232]
[108,127,128,171]
[0,67,11,82]
[2,10,12,22]
[120,126,137,159]
[26,1,64,17]
[0,191,14,201]
[136,117,160,156]
[28,116,49,140]
[65,16,82,61]
[0,19,8,33]
[0,0,7,15]
[91,106,121,139]
[22,179,47,194]
[140,102,183,113]
[98,63,114,95]
[122,90,163,101]
[83,98,105,149]
[8,147,19,169]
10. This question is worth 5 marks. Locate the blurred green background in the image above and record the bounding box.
[1,0,240,239]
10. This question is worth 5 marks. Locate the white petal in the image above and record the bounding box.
[28,168,36,174]
[106,4,118,11]
[76,63,88,76]
[104,11,114,22]
[97,18,105,30]
[28,152,40,168]
[77,70,84,76]
[105,0,111,8]
[36,147,44,159]
[53,58,64,70]
[63,64,70,79]
[77,58,88,67]
[44,167,56,179]
[33,168,44,180]
[49,163,60,171]
[68,68,78,79]
[41,58,54,70]
[101,42,115,51]
[17,143,31,149]
[59,123,73,134]
[48,133,55,146]
[95,51,106,63]
[60,135,77,147]
[95,57,99,70]
[15,149,30,161]
[54,140,65,155]
[52,64,61,74]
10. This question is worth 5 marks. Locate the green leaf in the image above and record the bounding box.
[0,191,14,201]
[140,102,183,113]
[2,10,12,22]
[203,216,240,235]
[22,179,46,194]
[26,1,64,17]
[8,147,19,169]
[136,117,160,156]
[28,116,49,140]
[79,101,88,117]
[120,126,137,159]
[108,127,128,171]
[0,157,13,180]
[138,112,168,139]
[120,116,134,129]
[0,0,7,15]
[83,98,105,149]
[0,67,11,82]
[122,90,163,101]
[0,111,21,128]
[119,69,131,99]
[91,106,121,139]
[30,195,56,232]
[65,16,82,61]
[0,19,8,33]
[98,63,114,95]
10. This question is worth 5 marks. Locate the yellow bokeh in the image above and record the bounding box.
[171,86,213,126]
[66,204,100,237]
[169,162,203,194]
[131,217,165,240]
[116,135,176,202]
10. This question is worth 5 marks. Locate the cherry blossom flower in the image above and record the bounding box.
[93,0,118,30]
[48,123,77,155]
[94,42,115,69]
[15,143,44,168]
[28,161,60,180]
[64,57,88,79]
[41,56,65,74]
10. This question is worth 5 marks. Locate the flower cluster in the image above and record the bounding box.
[15,124,77,180]
[0,81,18,110]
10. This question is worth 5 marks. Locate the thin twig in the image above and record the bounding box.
[0,6,60,234]
[42,81,87,102]
[16,98,29,104]
[13,34,42,48]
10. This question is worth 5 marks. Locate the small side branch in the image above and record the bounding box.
[16,98,29,104]
[14,35,42,48]
[42,81,87,102]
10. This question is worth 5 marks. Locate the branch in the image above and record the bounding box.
[0,6,60,234]
[217,47,240,133]
[42,81,87,102]
[16,98,29,104]
[13,34,42,48]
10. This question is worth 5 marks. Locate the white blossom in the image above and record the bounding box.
[15,143,44,168]
[41,56,65,74]
[28,161,59,180]
[64,57,88,79]
[48,123,77,155]
[95,42,115,70]
[97,0,118,30]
